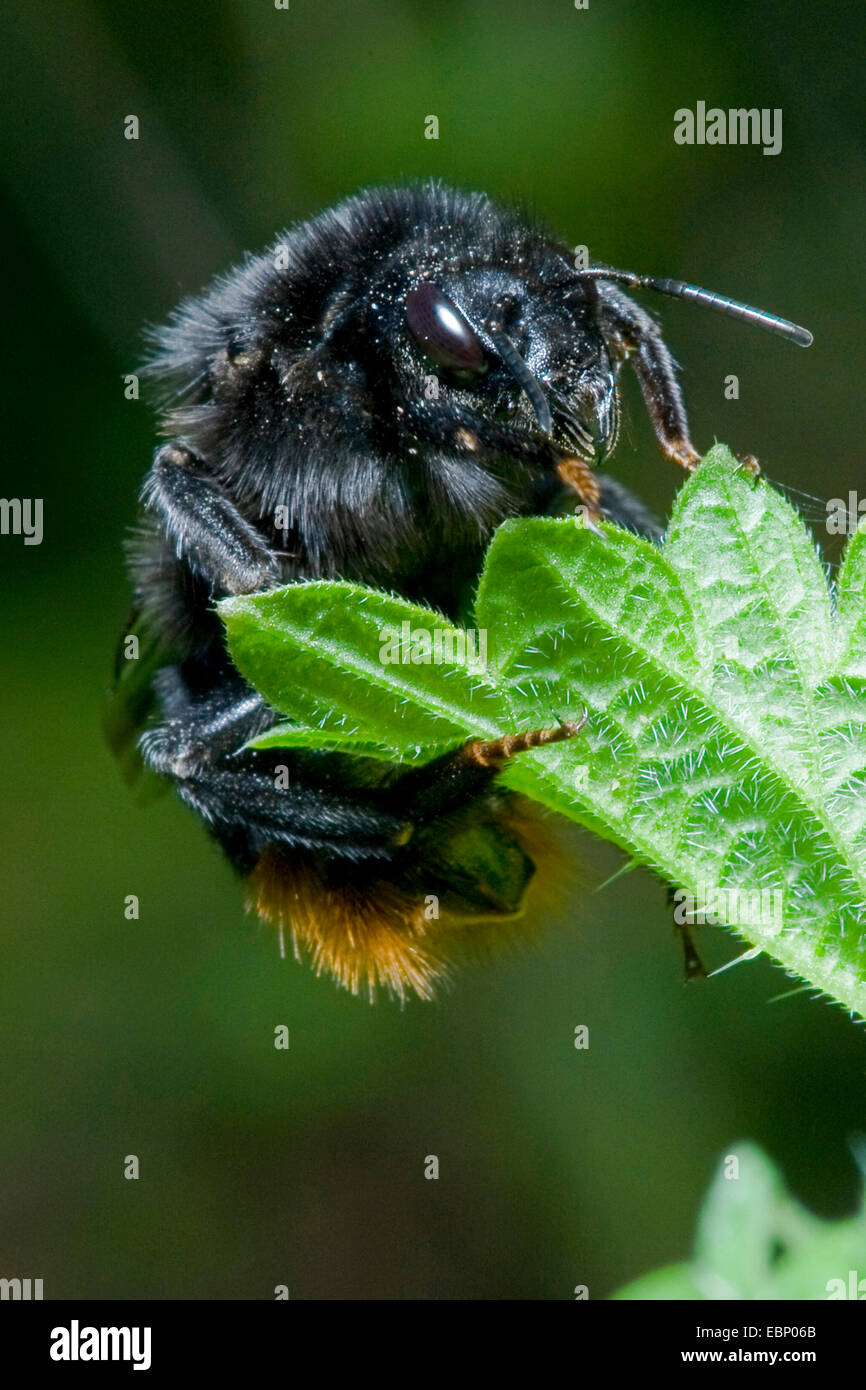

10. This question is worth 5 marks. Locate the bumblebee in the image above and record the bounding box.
[109,181,811,1000]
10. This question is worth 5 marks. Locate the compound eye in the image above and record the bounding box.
[405,282,488,377]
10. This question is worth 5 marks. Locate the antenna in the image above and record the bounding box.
[579,268,813,348]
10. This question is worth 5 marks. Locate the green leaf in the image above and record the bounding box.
[612,1142,866,1300]
[835,516,866,678]
[220,582,507,765]
[219,444,866,1017]
[246,722,407,762]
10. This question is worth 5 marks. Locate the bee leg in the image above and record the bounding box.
[144,727,412,861]
[163,724,571,867]
[179,720,583,867]
[140,675,413,860]
[676,920,707,981]
[597,288,701,473]
[595,476,662,540]
[142,443,282,595]
[554,456,605,532]
[172,762,411,861]
[664,885,708,981]
[388,719,585,824]
[632,334,701,473]
[140,671,271,776]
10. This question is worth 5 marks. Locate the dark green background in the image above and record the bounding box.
[2,0,864,1299]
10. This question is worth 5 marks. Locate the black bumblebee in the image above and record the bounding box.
[109,181,811,1000]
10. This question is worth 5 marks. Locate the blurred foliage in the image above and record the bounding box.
[614,1143,866,1300]
[1,0,865,1298]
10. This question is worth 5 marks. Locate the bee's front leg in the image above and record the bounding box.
[597,288,702,474]
[142,443,283,595]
